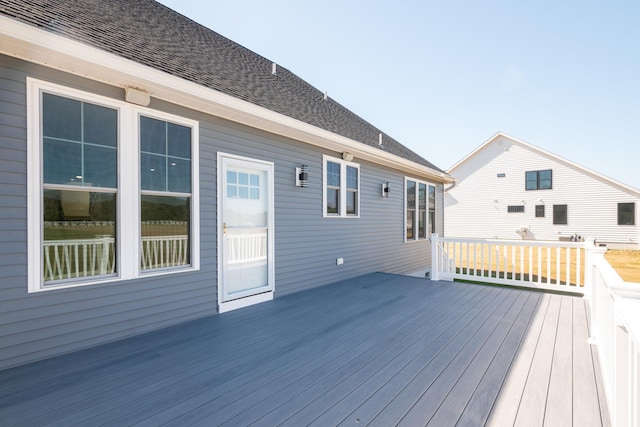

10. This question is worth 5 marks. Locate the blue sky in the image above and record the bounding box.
[157,0,640,190]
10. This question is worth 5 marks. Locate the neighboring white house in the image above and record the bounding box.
[445,132,640,249]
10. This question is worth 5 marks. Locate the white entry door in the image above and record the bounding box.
[218,154,274,312]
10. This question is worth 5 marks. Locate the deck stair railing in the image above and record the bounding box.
[431,234,640,426]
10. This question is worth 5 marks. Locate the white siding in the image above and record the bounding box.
[445,135,640,248]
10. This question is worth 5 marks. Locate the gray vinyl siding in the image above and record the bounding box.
[0,55,440,370]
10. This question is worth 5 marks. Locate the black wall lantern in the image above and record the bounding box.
[296,165,308,187]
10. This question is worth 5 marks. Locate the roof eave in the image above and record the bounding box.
[0,16,453,184]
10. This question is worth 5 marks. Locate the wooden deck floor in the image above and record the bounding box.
[0,273,609,426]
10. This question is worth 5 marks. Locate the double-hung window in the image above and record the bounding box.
[323,155,359,217]
[405,178,436,241]
[28,79,199,292]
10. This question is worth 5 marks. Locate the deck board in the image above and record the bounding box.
[0,273,607,426]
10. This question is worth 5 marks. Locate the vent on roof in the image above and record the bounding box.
[378,133,383,148]
[271,62,277,75]
[324,91,328,100]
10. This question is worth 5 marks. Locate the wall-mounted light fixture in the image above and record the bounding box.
[382,182,390,197]
[125,87,150,106]
[342,152,354,162]
[295,165,308,187]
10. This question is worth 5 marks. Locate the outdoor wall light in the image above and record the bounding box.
[296,165,308,187]
[125,87,150,106]
[382,182,390,197]
[342,152,354,162]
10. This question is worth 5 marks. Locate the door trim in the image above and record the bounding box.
[217,152,275,313]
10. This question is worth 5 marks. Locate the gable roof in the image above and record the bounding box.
[0,0,450,181]
[448,132,640,196]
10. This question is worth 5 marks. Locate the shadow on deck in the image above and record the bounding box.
[0,273,609,426]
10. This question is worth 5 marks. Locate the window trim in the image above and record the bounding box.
[322,155,360,218]
[27,78,200,292]
[404,177,436,242]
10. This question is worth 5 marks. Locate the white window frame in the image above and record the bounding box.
[322,155,360,218]
[27,78,200,292]
[404,177,436,242]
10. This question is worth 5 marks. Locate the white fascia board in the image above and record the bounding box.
[0,16,453,184]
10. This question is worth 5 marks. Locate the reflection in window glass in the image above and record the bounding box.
[140,116,191,193]
[418,183,427,238]
[140,116,192,271]
[406,180,416,240]
[140,195,190,270]
[41,93,118,285]
[346,166,358,215]
[42,93,117,188]
[428,185,436,233]
[43,190,117,283]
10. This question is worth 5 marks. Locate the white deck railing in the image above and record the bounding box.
[44,235,189,281]
[431,235,586,294]
[587,245,640,427]
[431,234,640,426]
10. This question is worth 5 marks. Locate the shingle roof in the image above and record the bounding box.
[0,0,444,172]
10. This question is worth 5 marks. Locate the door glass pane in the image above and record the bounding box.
[223,165,269,298]
[43,189,116,282]
[140,195,190,270]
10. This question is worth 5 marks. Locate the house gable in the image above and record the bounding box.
[445,132,640,247]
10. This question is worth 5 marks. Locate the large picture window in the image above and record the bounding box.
[405,178,436,241]
[28,79,199,292]
[323,155,359,217]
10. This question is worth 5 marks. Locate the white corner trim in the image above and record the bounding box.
[1,15,452,184]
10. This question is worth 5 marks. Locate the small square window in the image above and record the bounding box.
[535,205,545,218]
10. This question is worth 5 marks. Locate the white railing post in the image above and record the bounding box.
[431,233,440,281]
